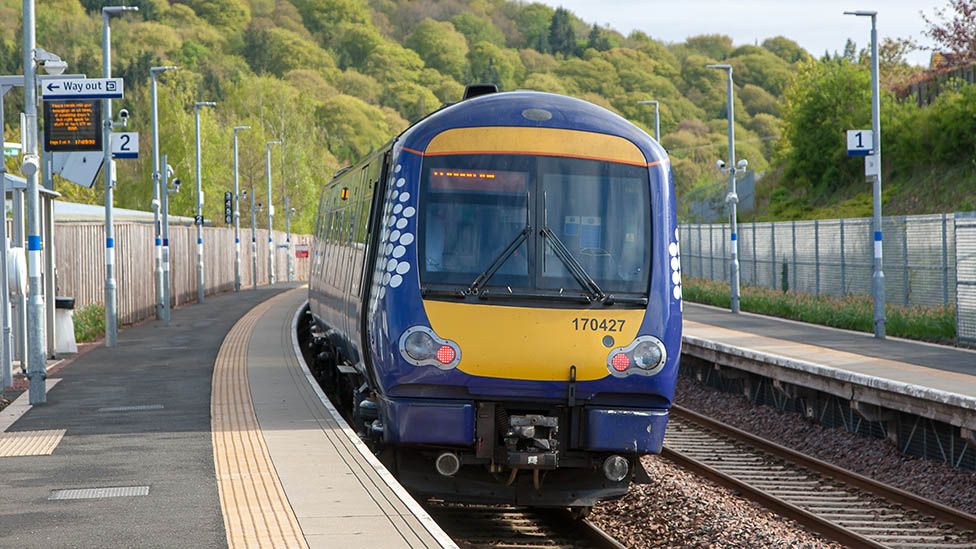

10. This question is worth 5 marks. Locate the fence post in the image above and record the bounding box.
[709,223,714,280]
[942,213,949,306]
[903,217,910,306]
[792,221,797,292]
[698,224,704,278]
[770,223,777,290]
[752,222,758,284]
[814,220,821,296]
[839,219,846,296]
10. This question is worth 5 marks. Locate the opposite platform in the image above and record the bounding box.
[682,303,976,433]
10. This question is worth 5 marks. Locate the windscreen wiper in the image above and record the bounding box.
[540,226,607,302]
[467,226,531,294]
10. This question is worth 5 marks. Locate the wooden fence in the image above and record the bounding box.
[55,222,310,326]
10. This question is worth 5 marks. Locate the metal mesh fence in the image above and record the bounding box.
[957,213,976,344]
[679,212,961,311]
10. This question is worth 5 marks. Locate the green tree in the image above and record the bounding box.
[244,20,338,79]
[587,24,612,52]
[175,0,250,31]
[762,36,809,63]
[468,41,524,90]
[779,60,871,191]
[451,12,506,47]
[548,7,577,56]
[406,19,469,81]
[316,94,394,162]
[685,34,734,60]
[514,3,553,51]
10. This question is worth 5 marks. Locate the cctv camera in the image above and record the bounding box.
[172,178,182,192]
[41,59,67,76]
[118,109,129,119]
[716,159,726,170]
[241,189,248,198]
[736,159,748,170]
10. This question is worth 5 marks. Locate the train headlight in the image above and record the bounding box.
[398,326,461,370]
[606,336,667,377]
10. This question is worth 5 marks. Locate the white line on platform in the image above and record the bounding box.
[0,378,62,432]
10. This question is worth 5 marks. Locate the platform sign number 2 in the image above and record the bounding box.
[111,132,139,159]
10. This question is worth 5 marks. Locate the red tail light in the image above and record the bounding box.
[436,345,456,365]
[611,353,630,371]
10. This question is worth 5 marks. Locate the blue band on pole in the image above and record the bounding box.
[268,237,273,242]
[155,238,161,246]
[874,231,882,241]
[730,233,737,241]
[197,237,203,244]
[235,238,240,244]
[27,235,41,251]
[106,237,114,248]
[163,239,169,246]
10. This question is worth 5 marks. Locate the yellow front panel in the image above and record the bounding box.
[424,127,648,167]
[423,301,644,381]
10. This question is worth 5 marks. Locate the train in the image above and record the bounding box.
[306,85,681,510]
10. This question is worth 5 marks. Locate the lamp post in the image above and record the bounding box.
[265,140,281,285]
[150,65,176,321]
[707,63,742,314]
[232,126,250,292]
[161,157,178,325]
[637,100,660,141]
[845,9,886,339]
[286,201,295,282]
[100,5,137,347]
[194,101,216,303]
[250,191,259,289]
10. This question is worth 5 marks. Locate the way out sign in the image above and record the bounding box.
[111,132,138,159]
[846,130,873,157]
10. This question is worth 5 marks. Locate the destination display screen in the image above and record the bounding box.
[429,168,527,192]
[43,100,102,152]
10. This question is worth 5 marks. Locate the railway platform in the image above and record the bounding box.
[681,302,976,449]
[0,284,453,548]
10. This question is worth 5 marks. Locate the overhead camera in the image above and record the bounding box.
[736,159,749,170]
[716,159,726,170]
[241,189,248,199]
[41,59,67,76]
[118,109,129,120]
[172,178,182,192]
[165,164,174,178]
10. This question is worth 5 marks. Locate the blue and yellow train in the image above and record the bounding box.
[307,86,682,508]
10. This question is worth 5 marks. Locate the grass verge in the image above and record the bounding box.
[73,303,106,343]
[683,277,956,344]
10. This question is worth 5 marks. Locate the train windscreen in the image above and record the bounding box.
[418,154,650,299]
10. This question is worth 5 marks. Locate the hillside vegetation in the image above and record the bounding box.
[0,0,805,232]
[0,0,970,230]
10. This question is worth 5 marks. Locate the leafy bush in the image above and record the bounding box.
[73,304,106,343]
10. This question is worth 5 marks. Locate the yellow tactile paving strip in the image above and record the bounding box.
[211,292,309,549]
[0,429,66,457]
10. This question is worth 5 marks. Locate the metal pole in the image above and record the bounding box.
[942,213,949,306]
[869,14,886,338]
[637,100,660,141]
[101,7,136,346]
[232,126,249,292]
[161,153,171,325]
[13,189,24,369]
[708,64,741,313]
[847,9,886,338]
[266,140,280,285]
[23,0,45,403]
[0,88,10,389]
[150,65,175,320]
[193,101,215,303]
[250,188,257,289]
[150,71,161,320]
[286,196,293,282]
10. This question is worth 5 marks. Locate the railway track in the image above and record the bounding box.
[425,500,625,549]
[663,405,976,548]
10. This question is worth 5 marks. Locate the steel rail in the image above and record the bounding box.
[664,405,976,548]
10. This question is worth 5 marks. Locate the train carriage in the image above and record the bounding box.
[308,87,681,508]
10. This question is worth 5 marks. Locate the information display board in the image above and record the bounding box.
[43,100,102,152]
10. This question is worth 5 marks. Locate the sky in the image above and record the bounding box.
[539,0,945,66]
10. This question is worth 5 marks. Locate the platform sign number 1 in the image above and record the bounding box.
[846,129,873,157]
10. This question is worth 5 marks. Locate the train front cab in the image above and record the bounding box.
[367,106,682,507]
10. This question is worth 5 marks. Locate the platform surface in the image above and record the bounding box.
[683,302,976,400]
[0,284,451,548]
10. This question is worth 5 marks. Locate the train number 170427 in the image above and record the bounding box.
[571,318,626,332]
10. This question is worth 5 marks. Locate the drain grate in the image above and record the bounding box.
[49,486,150,500]
[97,404,164,413]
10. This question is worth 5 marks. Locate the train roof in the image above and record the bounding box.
[399,91,668,165]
